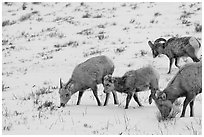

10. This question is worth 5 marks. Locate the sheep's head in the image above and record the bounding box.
[103,75,115,93]
[148,38,166,58]
[58,78,73,107]
[154,91,173,118]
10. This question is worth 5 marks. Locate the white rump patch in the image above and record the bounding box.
[189,37,200,49]
[189,37,201,57]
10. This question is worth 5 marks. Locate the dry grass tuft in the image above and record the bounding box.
[195,23,202,32]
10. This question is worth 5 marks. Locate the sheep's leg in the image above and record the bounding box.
[104,93,110,106]
[91,86,102,106]
[149,90,157,104]
[112,91,119,105]
[133,92,143,107]
[167,58,174,74]
[175,57,180,68]
[189,100,194,117]
[125,92,133,109]
[77,90,84,105]
[102,77,119,105]
[149,87,157,104]
[102,78,109,106]
[180,96,194,117]
[104,91,119,106]
[148,94,153,104]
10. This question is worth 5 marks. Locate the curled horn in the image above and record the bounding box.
[154,38,166,45]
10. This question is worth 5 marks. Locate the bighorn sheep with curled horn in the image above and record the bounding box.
[148,37,201,74]
[154,62,202,118]
[58,55,119,107]
[103,65,160,109]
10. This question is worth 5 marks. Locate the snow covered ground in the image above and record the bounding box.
[2,2,202,135]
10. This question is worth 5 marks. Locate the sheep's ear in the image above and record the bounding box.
[148,41,154,49]
[161,93,166,100]
[59,78,63,88]
[70,83,74,90]
[111,77,116,83]
[153,90,160,100]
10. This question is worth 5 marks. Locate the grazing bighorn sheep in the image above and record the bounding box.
[148,37,201,74]
[58,55,119,107]
[103,66,160,109]
[154,62,202,118]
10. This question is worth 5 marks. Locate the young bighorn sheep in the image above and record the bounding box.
[148,37,201,74]
[103,66,160,109]
[154,62,202,118]
[58,55,119,107]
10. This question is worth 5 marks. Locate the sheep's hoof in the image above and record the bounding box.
[180,115,184,118]
[114,101,119,105]
[148,99,152,104]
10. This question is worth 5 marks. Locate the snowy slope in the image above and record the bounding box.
[2,2,202,134]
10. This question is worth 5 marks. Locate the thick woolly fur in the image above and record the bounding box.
[59,55,118,107]
[104,65,160,108]
[155,62,202,118]
[148,36,201,73]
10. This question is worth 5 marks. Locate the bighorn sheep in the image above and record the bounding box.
[59,55,119,107]
[154,62,202,118]
[148,37,201,74]
[103,66,160,109]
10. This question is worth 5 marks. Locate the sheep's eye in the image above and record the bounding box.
[65,94,69,98]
